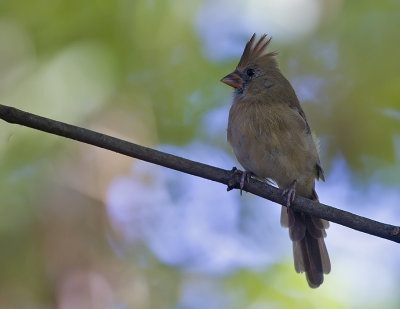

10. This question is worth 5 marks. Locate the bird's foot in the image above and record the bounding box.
[239,170,253,195]
[282,180,297,208]
[227,167,254,195]
[227,167,239,191]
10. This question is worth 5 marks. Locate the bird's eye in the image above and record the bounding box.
[246,68,255,77]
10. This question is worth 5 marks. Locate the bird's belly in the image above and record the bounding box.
[230,131,312,189]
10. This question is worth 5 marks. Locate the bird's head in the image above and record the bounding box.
[221,34,278,96]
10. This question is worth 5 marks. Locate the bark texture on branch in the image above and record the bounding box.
[1,104,399,243]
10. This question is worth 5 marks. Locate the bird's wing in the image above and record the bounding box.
[287,103,325,181]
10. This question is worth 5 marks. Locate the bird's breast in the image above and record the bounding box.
[227,100,318,191]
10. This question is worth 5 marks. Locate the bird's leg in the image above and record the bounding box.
[282,180,297,208]
[227,167,254,195]
[239,170,253,195]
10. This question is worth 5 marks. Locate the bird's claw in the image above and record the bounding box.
[239,170,253,195]
[282,180,297,208]
[227,167,238,191]
[227,167,253,195]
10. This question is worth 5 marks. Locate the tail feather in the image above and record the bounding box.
[300,229,324,288]
[293,240,304,273]
[304,215,326,238]
[318,237,331,274]
[312,216,329,229]
[289,213,306,241]
[280,191,330,288]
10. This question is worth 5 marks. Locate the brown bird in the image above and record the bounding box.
[221,34,330,288]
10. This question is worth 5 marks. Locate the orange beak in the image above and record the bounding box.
[221,72,243,89]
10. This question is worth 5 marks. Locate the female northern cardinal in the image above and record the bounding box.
[221,34,330,288]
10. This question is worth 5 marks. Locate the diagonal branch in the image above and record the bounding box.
[1,104,399,243]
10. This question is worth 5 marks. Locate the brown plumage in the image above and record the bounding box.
[221,34,330,288]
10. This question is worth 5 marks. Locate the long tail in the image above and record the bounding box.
[280,189,331,288]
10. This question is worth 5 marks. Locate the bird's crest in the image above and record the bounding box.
[237,34,278,69]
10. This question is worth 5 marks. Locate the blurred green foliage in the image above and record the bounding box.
[0,0,399,308]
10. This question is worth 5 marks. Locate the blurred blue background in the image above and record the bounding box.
[0,0,400,308]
